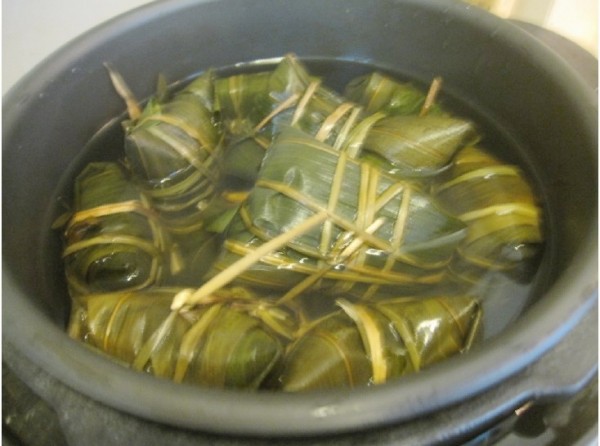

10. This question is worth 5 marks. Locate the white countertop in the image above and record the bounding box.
[2,0,155,94]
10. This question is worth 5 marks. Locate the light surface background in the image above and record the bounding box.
[2,0,598,94]
[488,0,598,56]
[3,0,155,94]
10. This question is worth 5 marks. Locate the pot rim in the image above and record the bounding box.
[2,0,598,437]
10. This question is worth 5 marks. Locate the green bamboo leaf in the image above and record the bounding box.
[221,136,267,185]
[434,146,543,270]
[210,127,466,298]
[279,82,361,146]
[215,71,273,136]
[62,162,170,295]
[375,295,481,367]
[166,230,223,287]
[188,307,282,388]
[362,115,478,177]
[79,289,187,366]
[215,53,312,139]
[124,70,224,233]
[278,312,371,391]
[345,72,443,116]
[69,288,289,390]
[278,295,481,391]
[215,54,362,147]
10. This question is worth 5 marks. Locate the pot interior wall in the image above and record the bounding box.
[3,0,597,436]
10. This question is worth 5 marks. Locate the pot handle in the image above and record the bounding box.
[460,298,598,444]
[514,300,597,401]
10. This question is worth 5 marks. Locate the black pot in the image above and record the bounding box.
[3,0,597,440]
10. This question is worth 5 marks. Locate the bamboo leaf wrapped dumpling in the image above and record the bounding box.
[123,70,224,233]
[278,295,481,391]
[69,288,294,389]
[344,71,444,117]
[433,145,544,276]
[215,70,273,137]
[61,162,170,295]
[342,72,478,178]
[216,54,363,150]
[359,114,478,178]
[211,127,466,298]
[216,54,318,183]
[215,53,312,140]
[251,54,362,148]
[273,80,363,148]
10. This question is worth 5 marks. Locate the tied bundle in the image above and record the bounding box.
[278,295,481,391]
[59,162,170,296]
[69,287,296,389]
[433,146,544,283]
[117,69,224,234]
[208,127,467,302]
[217,55,477,183]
